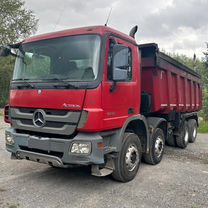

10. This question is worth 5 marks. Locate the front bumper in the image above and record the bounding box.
[5,128,105,166]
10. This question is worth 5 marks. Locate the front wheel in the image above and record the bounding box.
[112,133,142,182]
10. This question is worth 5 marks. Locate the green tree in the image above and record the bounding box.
[0,0,38,107]
[0,57,14,107]
[0,0,38,45]
[202,43,208,121]
[204,43,208,62]
[170,53,195,69]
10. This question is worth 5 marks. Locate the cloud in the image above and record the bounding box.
[24,0,208,58]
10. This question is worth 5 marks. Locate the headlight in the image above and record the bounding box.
[70,142,91,154]
[5,134,14,145]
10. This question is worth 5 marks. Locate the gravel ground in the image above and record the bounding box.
[0,116,208,208]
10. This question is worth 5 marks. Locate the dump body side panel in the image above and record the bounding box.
[139,43,202,114]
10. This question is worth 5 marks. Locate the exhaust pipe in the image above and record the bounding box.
[129,25,138,39]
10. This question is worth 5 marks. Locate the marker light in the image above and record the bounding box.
[5,134,14,145]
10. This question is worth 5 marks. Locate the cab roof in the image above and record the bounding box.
[23,25,136,44]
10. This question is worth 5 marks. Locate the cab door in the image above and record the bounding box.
[101,36,140,130]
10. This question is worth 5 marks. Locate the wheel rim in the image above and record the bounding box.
[193,127,197,138]
[154,136,164,158]
[184,128,189,143]
[125,144,139,172]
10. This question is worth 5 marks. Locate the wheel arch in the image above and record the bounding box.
[109,116,168,154]
[109,115,150,153]
[146,117,168,142]
[182,112,199,126]
[125,117,149,153]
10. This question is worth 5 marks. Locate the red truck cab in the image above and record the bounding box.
[1,25,202,182]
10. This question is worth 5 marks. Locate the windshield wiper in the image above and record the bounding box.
[48,78,79,89]
[13,79,35,89]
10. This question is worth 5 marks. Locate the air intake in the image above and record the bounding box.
[129,25,138,39]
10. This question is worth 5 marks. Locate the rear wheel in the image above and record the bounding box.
[188,119,197,143]
[112,133,142,182]
[176,121,189,149]
[143,128,165,165]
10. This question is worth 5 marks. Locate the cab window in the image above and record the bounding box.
[107,38,132,81]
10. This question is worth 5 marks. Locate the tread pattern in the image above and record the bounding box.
[176,122,189,149]
[188,119,197,143]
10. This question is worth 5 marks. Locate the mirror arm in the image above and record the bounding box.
[110,81,117,93]
[10,52,18,58]
[8,51,23,59]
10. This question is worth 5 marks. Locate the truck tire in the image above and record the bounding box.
[143,128,165,165]
[175,121,189,149]
[188,119,197,143]
[112,133,142,182]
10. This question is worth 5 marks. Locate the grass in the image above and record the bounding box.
[8,205,19,208]
[198,121,208,133]
[6,203,20,208]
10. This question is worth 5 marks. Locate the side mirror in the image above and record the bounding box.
[112,44,129,81]
[0,46,12,57]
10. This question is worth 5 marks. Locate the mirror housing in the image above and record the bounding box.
[112,44,129,81]
[0,46,12,57]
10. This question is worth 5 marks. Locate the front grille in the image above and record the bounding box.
[10,107,81,136]
[18,118,71,128]
[16,129,77,139]
[19,108,69,116]
[19,145,64,158]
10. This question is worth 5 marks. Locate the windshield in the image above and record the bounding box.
[13,35,101,82]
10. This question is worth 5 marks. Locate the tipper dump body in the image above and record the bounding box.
[139,43,202,114]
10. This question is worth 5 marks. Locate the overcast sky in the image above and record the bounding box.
[24,0,208,59]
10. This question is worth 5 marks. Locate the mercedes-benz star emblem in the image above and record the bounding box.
[33,109,46,128]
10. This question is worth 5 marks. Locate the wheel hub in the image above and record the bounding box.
[184,129,189,143]
[193,127,197,138]
[154,136,164,158]
[125,144,139,172]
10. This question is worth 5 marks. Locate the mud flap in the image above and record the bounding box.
[91,157,115,177]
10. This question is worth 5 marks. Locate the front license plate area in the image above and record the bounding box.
[28,136,50,151]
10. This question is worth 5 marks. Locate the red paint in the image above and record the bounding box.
[10,89,86,111]
[23,26,136,44]
[78,36,141,132]
[141,61,202,114]
[101,36,140,130]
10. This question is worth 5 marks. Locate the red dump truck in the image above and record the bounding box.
[1,25,202,182]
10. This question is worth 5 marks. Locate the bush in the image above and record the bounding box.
[198,121,208,133]
[0,57,15,107]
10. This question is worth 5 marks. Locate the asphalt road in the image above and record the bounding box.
[0,116,208,208]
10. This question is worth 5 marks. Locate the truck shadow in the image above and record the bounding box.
[21,164,115,186]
